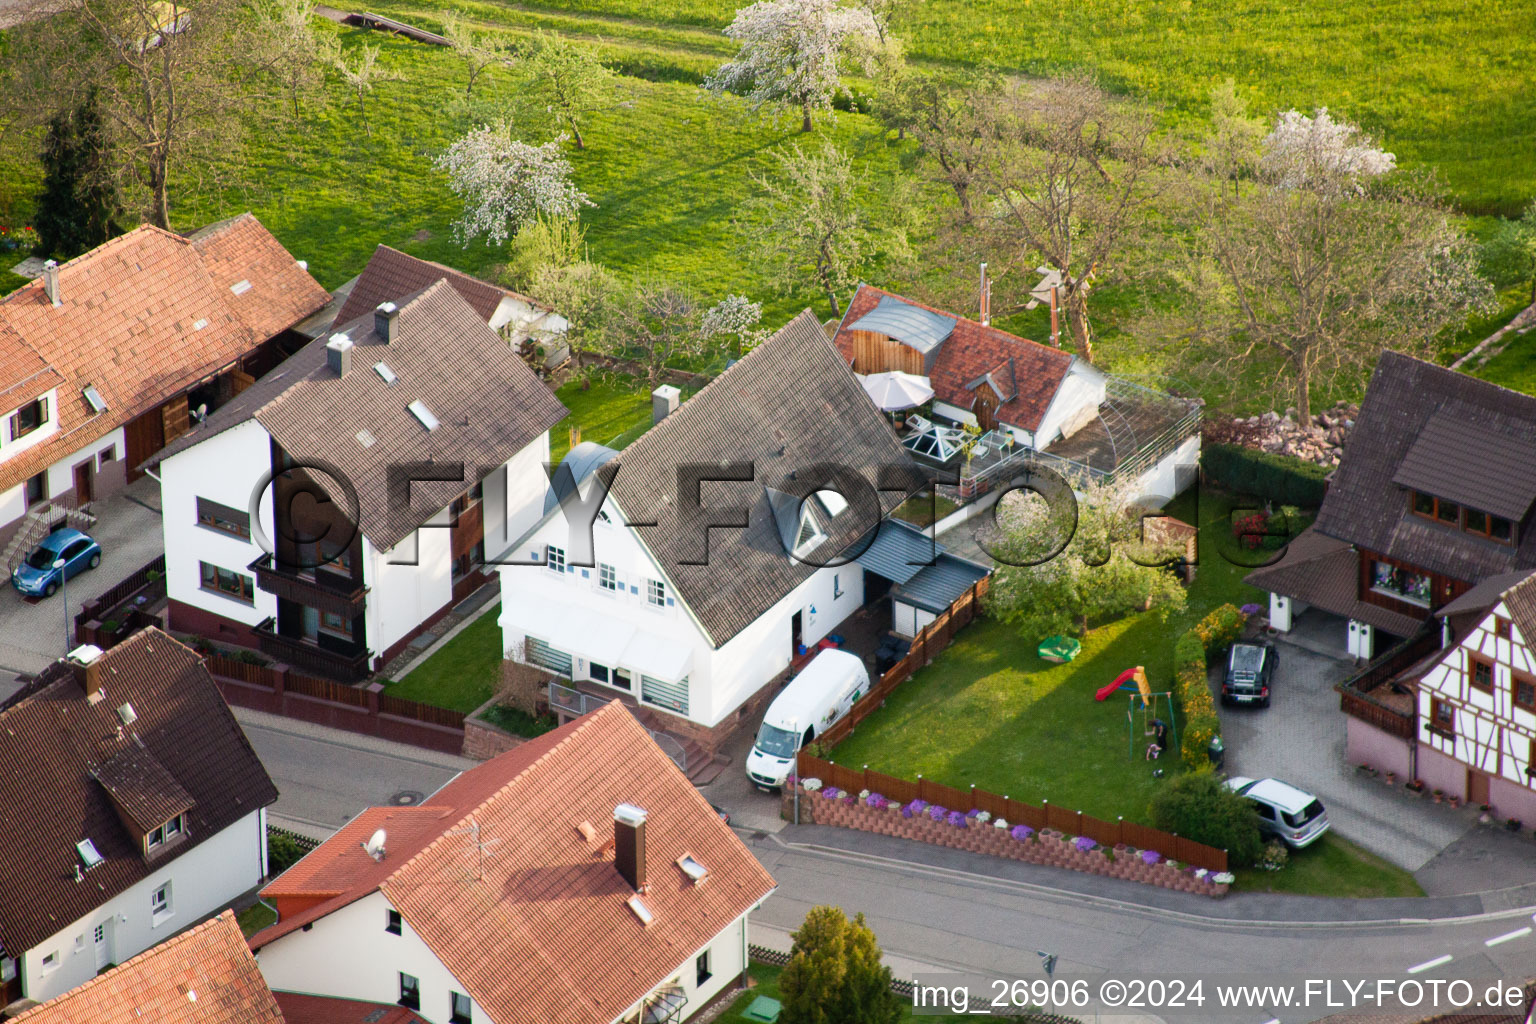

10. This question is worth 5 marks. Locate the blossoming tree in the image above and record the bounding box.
[705,0,880,132]
[435,119,593,246]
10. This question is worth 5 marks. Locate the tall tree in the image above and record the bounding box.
[606,279,706,386]
[443,14,515,97]
[780,906,902,1024]
[881,71,993,221]
[705,0,879,132]
[516,30,621,150]
[739,140,909,316]
[1155,98,1494,417]
[328,41,401,137]
[959,73,1167,363]
[254,0,326,119]
[1481,200,1536,305]
[528,257,619,371]
[702,293,768,355]
[434,119,593,246]
[33,89,121,260]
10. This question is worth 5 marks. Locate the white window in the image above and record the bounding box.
[647,579,666,607]
[793,507,826,558]
[546,544,566,574]
[599,563,618,592]
[833,572,844,598]
[41,951,58,972]
[151,882,171,921]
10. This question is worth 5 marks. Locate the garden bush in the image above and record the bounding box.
[1202,443,1330,507]
[1191,603,1247,657]
[266,830,311,875]
[1149,772,1264,867]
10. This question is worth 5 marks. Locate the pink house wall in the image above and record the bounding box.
[1345,717,1413,778]
[1489,777,1536,824]
[1416,743,1466,799]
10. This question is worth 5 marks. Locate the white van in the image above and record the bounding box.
[746,649,869,791]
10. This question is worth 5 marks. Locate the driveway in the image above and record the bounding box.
[1218,635,1471,871]
[0,477,165,681]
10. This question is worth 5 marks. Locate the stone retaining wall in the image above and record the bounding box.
[785,786,1230,898]
[461,696,531,760]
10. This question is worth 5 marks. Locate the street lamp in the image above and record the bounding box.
[53,558,68,653]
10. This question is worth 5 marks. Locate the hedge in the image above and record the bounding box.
[1201,443,1330,507]
[1171,603,1248,768]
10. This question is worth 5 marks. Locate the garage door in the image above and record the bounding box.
[525,637,572,677]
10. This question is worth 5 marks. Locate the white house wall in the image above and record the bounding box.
[365,524,451,658]
[21,809,265,1004]
[1034,363,1108,449]
[617,914,750,1024]
[255,891,485,1024]
[160,420,278,627]
[0,387,62,468]
[1128,433,1201,508]
[1417,600,1536,800]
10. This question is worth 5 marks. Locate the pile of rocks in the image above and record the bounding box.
[1220,400,1359,467]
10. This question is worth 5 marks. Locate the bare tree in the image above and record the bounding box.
[443,14,515,97]
[516,30,623,151]
[608,280,706,386]
[959,74,1168,363]
[1154,95,1495,418]
[882,71,993,220]
[5,0,269,228]
[254,0,326,119]
[738,140,910,316]
[328,40,401,137]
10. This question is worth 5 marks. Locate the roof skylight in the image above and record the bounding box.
[229,280,252,296]
[83,385,107,414]
[76,839,104,868]
[626,895,654,926]
[407,400,439,432]
[678,854,708,884]
[374,362,397,384]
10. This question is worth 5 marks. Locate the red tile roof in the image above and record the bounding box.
[273,993,428,1024]
[254,703,776,1024]
[0,629,279,955]
[333,244,546,327]
[0,217,326,494]
[0,319,61,411]
[11,911,283,1024]
[833,285,1072,432]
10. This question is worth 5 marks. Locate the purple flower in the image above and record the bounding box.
[1010,824,1035,841]
[965,808,982,818]
[928,804,949,822]
[1140,850,1162,865]
[866,793,889,809]
[821,787,841,800]
[904,799,928,818]
[1240,603,1263,616]
[947,810,967,828]
[1073,836,1097,853]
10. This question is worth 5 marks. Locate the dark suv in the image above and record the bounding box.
[1222,642,1275,707]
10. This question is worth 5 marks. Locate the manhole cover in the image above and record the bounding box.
[751,831,767,841]
[389,790,424,806]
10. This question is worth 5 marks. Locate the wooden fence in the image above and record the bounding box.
[74,555,167,648]
[205,652,466,753]
[816,577,989,749]
[796,753,1228,871]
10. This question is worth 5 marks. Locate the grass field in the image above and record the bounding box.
[383,603,503,713]
[829,486,1267,822]
[1234,833,1424,898]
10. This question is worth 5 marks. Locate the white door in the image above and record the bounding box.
[93,923,110,971]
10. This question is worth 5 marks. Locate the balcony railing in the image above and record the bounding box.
[249,553,369,618]
[253,617,372,683]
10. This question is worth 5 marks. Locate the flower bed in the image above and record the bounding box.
[784,785,1230,898]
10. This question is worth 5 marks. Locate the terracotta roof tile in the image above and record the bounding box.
[11,911,283,1024]
[0,319,62,410]
[0,218,326,493]
[0,629,278,955]
[256,704,775,1024]
[833,285,1072,432]
[273,993,428,1024]
[333,245,546,327]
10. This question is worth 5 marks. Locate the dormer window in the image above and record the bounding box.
[815,489,848,517]
[9,396,48,440]
[793,507,826,558]
[1411,491,1514,545]
[76,838,104,869]
[147,813,185,851]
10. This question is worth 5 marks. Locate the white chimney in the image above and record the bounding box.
[42,260,61,307]
[326,334,354,377]
[652,385,681,425]
[375,302,399,343]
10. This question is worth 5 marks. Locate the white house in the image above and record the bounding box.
[0,216,327,561]
[250,702,776,1024]
[498,311,989,757]
[148,279,566,680]
[831,285,1200,506]
[0,629,277,1009]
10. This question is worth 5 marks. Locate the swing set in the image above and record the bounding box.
[1094,665,1180,760]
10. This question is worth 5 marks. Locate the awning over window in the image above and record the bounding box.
[623,631,693,682]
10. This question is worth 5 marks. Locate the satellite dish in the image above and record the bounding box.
[364,829,387,860]
[193,403,208,424]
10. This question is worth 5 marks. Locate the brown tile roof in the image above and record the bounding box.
[1392,407,1536,521]
[606,309,925,646]
[94,746,198,834]
[256,703,775,1024]
[273,993,428,1024]
[1244,527,1426,637]
[333,245,547,328]
[1435,567,1536,644]
[1313,351,1536,583]
[0,218,326,494]
[151,279,566,550]
[832,285,1073,433]
[10,911,283,1024]
[0,629,278,955]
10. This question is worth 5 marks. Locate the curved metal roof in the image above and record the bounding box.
[543,441,619,514]
[845,294,957,354]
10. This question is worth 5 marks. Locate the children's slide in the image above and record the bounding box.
[1096,666,1145,702]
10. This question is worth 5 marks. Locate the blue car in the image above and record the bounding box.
[11,528,102,598]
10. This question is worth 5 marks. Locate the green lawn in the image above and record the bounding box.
[383,603,504,713]
[717,964,926,1024]
[829,486,1268,823]
[1234,833,1425,899]
[236,902,278,938]
[890,490,960,529]
[550,374,677,463]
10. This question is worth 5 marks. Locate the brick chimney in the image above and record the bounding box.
[326,334,354,376]
[42,260,61,307]
[68,644,105,700]
[375,302,399,343]
[614,803,648,892]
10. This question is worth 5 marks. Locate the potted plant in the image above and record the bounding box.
[1505,817,1521,833]
[1405,779,1425,794]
